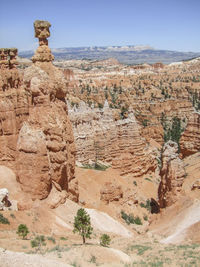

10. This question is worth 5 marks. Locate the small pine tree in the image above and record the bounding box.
[100,234,111,247]
[73,208,93,244]
[16,224,29,239]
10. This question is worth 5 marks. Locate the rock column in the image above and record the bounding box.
[32,20,54,63]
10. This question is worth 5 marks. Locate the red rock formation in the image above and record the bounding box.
[180,112,200,157]
[69,101,158,177]
[151,62,164,69]
[191,179,200,191]
[158,141,185,208]
[0,21,78,205]
[100,182,123,204]
[32,20,54,63]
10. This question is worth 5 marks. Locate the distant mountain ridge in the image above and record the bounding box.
[19,45,200,64]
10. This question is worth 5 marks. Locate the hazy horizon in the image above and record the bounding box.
[1,0,200,52]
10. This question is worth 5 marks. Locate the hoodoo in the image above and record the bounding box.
[0,21,78,208]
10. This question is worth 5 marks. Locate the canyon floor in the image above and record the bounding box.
[1,163,200,267]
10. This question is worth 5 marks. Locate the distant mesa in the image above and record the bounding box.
[19,45,200,65]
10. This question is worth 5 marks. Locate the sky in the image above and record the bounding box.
[0,0,200,52]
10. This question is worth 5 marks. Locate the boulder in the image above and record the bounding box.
[0,188,11,210]
[100,182,123,204]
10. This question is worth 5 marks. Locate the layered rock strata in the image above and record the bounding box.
[180,112,200,157]
[158,141,185,208]
[68,101,158,177]
[0,21,78,204]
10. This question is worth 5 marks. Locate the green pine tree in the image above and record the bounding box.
[100,234,111,247]
[73,208,93,244]
[16,224,29,239]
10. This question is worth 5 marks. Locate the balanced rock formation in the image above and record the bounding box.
[158,141,186,208]
[68,101,158,177]
[180,112,200,157]
[0,21,78,205]
[32,20,54,63]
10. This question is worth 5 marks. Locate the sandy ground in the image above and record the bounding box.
[0,248,72,267]
[161,199,200,244]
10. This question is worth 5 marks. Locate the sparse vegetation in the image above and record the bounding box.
[73,208,93,244]
[120,105,129,119]
[81,162,109,171]
[128,244,152,255]
[10,213,16,219]
[121,211,142,225]
[47,236,56,244]
[0,213,10,224]
[60,236,68,240]
[17,224,29,239]
[142,119,149,127]
[140,199,151,212]
[100,234,111,247]
[162,116,184,150]
[143,215,148,221]
[89,255,97,263]
[31,235,46,252]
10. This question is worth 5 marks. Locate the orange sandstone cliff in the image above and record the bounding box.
[0,21,78,208]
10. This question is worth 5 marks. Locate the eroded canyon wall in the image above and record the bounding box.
[180,112,200,157]
[68,101,158,177]
[0,21,78,205]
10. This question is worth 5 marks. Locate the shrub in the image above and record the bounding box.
[73,208,93,244]
[140,199,151,212]
[60,236,68,240]
[98,103,103,109]
[89,255,97,263]
[134,216,142,225]
[10,213,16,219]
[47,236,56,244]
[0,213,10,224]
[142,119,149,127]
[121,211,143,225]
[17,224,29,239]
[31,235,46,252]
[143,215,148,221]
[100,234,111,247]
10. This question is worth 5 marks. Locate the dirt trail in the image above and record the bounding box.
[161,199,200,244]
[86,208,133,237]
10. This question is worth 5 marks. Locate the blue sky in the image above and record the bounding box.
[0,0,200,52]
